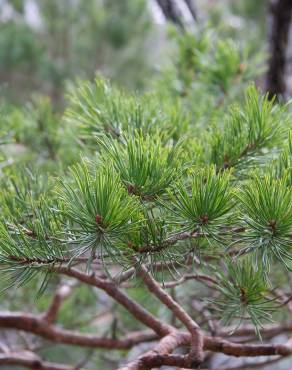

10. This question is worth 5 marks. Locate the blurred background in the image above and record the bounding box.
[1,0,291,171]
[0,0,290,108]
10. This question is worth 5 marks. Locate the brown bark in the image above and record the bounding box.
[266,0,292,99]
[138,264,203,366]
[0,352,73,370]
[57,266,172,336]
[0,264,292,369]
[43,281,77,323]
[118,331,189,370]
[0,311,156,349]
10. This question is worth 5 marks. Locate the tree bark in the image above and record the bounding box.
[266,0,292,99]
[156,0,185,30]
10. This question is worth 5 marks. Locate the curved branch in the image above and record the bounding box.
[57,266,172,337]
[119,335,292,369]
[0,352,74,370]
[137,264,203,367]
[43,281,77,323]
[218,321,292,339]
[162,272,218,288]
[119,331,189,370]
[0,312,157,349]
[204,336,292,357]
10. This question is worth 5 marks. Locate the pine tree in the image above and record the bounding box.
[0,27,291,370]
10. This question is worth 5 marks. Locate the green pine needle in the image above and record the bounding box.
[236,174,292,273]
[211,258,277,336]
[98,131,184,198]
[163,166,233,239]
[59,161,141,261]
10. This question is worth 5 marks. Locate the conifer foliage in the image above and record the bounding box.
[0,31,292,370]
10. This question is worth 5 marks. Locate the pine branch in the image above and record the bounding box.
[161,272,217,288]
[118,331,189,370]
[57,266,172,337]
[0,311,157,349]
[136,230,201,253]
[1,34,292,369]
[137,264,203,367]
[0,263,292,369]
[43,281,78,323]
[0,352,74,370]
[218,321,292,339]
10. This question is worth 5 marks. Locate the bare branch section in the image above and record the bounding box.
[43,281,77,323]
[0,311,157,349]
[162,272,217,288]
[57,266,172,337]
[118,331,189,370]
[218,321,292,339]
[137,264,203,367]
[266,0,292,99]
[0,265,292,369]
[0,351,74,370]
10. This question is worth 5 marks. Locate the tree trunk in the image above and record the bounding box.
[266,0,292,99]
[156,0,185,30]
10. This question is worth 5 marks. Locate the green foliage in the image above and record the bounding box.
[0,168,63,292]
[0,0,153,104]
[65,77,189,146]
[268,133,292,186]
[0,21,44,69]
[1,167,53,219]
[160,27,263,106]
[1,69,292,334]
[204,39,242,92]
[0,11,292,344]
[209,85,285,171]
[212,259,276,335]
[20,96,60,160]
[236,175,292,273]
[173,30,210,90]
[65,77,145,140]
[1,96,79,169]
[98,132,183,198]
[56,285,99,328]
[59,162,141,261]
[0,199,64,293]
[163,167,233,238]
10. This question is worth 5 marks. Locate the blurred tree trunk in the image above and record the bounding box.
[156,0,185,30]
[184,0,197,21]
[266,0,292,99]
